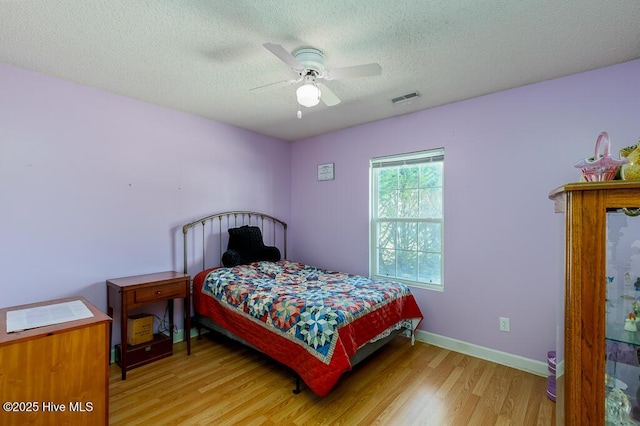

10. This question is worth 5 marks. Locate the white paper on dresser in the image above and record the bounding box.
[6,299,94,333]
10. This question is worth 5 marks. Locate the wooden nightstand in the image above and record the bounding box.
[106,271,191,379]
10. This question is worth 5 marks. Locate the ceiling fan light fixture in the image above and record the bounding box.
[296,83,321,107]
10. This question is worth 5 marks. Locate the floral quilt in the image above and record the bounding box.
[193,259,423,396]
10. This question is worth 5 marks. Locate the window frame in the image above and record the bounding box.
[369,148,444,291]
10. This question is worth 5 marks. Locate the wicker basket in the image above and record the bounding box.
[574,132,628,182]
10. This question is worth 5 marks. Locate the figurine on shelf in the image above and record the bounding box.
[624,319,637,332]
[605,388,634,425]
[624,313,638,332]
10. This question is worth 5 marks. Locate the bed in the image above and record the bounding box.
[183,211,423,397]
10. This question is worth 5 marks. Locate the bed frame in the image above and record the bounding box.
[182,210,408,394]
[183,211,288,275]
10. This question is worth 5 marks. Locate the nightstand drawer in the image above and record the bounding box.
[134,281,186,303]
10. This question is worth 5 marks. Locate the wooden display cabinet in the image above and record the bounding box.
[550,181,640,425]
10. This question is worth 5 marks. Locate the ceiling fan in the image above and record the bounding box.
[253,42,382,111]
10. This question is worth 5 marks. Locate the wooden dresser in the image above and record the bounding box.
[0,296,111,426]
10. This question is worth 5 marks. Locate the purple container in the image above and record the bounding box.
[547,375,556,402]
[548,350,556,376]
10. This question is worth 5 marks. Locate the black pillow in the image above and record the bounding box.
[228,225,265,261]
[260,246,281,262]
[222,225,281,266]
[221,249,242,267]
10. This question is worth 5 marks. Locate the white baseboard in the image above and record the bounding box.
[415,330,549,377]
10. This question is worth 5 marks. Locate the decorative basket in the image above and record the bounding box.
[574,132,628,182]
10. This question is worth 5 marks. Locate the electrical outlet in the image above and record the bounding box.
[499,317,510,332]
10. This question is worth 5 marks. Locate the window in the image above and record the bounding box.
[370,148,444,290]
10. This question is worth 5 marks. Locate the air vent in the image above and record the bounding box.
[391,92,420,105]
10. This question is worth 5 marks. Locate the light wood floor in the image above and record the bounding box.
[109,334,556,425]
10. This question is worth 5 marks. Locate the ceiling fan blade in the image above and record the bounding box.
[324,63,382,80]
[317,83,341,106]
[250,77,300,91]
[263,42,305,74]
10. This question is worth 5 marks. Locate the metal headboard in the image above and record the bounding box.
[182,211,288,275]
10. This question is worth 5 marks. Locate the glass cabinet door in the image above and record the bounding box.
[606,210,640,425]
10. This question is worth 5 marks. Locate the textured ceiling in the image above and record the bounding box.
[1,1,639,141]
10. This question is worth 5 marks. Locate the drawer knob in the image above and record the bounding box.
[156,291,162,295]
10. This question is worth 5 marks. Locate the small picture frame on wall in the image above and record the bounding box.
[317,163,335,181]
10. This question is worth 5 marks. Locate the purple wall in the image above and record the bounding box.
[0,64,291,344]
[290,59,640,362]
[3,58,640,362]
